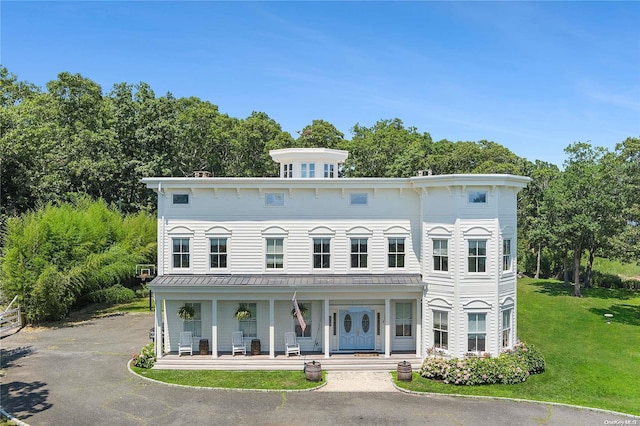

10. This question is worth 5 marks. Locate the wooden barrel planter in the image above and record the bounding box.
[304,361,322,382]
[397,361,413,382]
[251,339,261,355]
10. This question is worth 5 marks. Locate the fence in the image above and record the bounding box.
[0,296,22,337]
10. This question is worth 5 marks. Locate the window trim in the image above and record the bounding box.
[467,190,488,204]
[395,302,413,338]
[468,239,488,273]
[172,193,190,205]
[432,239,449,272]
[467,312,487,353]
[265,237,285,270]
[501,308,513,349]
[209,237,228,270]
[502,238,512,272]
[387,237,406,269]
[312,237,331,270]
[350,237,368,269]
[432,310,449,350]
[171,237,191,270]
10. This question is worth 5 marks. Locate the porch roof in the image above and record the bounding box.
[149,274,423,288]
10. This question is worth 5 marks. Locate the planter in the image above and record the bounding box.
[397,361,413,382]
[304,361,322,382]
[251,339,261,355]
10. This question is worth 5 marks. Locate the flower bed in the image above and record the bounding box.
[132,342,156,369]
[420,342,544,385]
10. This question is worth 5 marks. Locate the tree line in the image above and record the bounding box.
[0,66,638,320]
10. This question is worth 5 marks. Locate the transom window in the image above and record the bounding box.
[503,239,512,271]
[238,303,257,338]
[395,302,412,337]
[350,238,368,268]
[182,302,201,337]
[388,238,405,268]
[172,238,190,268]
[468,190,487,203]
[265,192,284,207]
[468,313,486,352]
[266,238,284,269]
[502,309,512,348]
[313,238,331,269]
[433,239,449,271]
[468,240,487,273]
[172,193,189,205]
[350,193,368,205]
[209,238,227,268]
[433,310,448,349]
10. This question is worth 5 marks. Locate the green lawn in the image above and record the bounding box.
[397,278,640,416]
[592,258,640,279]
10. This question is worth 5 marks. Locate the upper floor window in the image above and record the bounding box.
[210,238,227,268]
[468,313,486,352]
[313,238,331,269]
[182,302,201,337]
[503,239,512,271]
[266,238,284,269]
[301,163,307,178]
[172,238,190,268]
[265,192,284,207]
[350,238,368,268]
[300,163,316,178]
[308,163,315,178]
[395,302,412,337]
[468,190,487,204]
[433,239,449,271]
[388,238,405,268]
[350,193,368,206]
[172,194,189,205]
[283,163,293,178]
[433,310,448,350]
[324,163,335,178]
[468,240,487,273]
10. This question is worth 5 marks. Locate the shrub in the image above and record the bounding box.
[420,341,544,386]
[87,284,136,304]
[132,342,156,369]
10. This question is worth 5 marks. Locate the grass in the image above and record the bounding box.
[131,367,325,390]
[592,258,640,279]
[396,278,640,416]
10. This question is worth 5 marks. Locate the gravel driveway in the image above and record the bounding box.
[1,312,637,425]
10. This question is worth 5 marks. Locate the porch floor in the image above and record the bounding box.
[153,352,422,371]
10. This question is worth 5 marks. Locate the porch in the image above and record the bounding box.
[154,351,423,371]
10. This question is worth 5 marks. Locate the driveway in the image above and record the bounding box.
[1,312,636,425]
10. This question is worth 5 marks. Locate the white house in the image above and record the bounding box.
[143,148,530,361]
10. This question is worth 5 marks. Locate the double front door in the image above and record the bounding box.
[339,308,375,351]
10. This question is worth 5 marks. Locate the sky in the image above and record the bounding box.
[1,1,638,167]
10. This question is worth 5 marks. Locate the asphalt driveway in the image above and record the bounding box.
[1,312,637,425]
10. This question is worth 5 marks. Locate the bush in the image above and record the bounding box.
[132,342,156,369]
[88,284,136,304]
[420,342,544,386]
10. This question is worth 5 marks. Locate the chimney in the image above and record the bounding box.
[193,171,212,178]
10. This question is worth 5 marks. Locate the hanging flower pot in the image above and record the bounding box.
[177,304,195,321]
[291,303,308,318]
[235,303,253,320]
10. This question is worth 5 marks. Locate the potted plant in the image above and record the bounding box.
[235,303,253,320]
[291,303,308,318]
[177,304,195,321]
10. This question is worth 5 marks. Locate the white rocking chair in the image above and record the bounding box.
[284,332,300,356]
[231,331,246,356]
[178,331,193,356]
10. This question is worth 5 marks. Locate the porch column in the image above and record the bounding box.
[269,298,275,359]
[415,297,421,358]
[324,298,330,358]
[384,298,391,358]
[155,296,163,359]
[211,297,218,358]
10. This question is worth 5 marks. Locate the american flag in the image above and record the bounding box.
[292,292,306,333]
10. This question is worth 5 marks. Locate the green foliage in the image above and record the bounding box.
[0,197,156,322]
[86,284,136,304]
[132,342,156,369]
[420,342,544,386]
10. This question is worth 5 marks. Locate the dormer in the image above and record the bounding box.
[269,148,348,179]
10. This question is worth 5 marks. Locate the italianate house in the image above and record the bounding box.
[143,148,529,362]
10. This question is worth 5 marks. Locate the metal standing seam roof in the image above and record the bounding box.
[149,274,423,287]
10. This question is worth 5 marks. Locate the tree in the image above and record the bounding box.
[295,119,344,149]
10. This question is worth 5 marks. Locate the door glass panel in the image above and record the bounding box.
[344,314,352,333]
[362,313,370,333]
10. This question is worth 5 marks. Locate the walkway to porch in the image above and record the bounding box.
[154,352,423,371]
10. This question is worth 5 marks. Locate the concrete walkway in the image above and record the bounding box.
[317,371,397,392]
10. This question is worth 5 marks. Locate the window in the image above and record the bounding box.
[433,310,448,349]
[265,192,284,206]
[350,238,368,268]
[313,238,330,269]
[468,190,487,203]
[324,163,334,178]
[502,309,512,348]
[309,163,316,178]
[350,193,368,205]
[388,238,405,268]
[395,302,412,337]
[182,302,201,337]
[283,163,293,178]
[468,240,487,273]
[433,239,449,271]
[503,239,512,271]
[172,238,190,268]
[172,194,189,205]
[266,238,284,269]
[300,163,316,178]
[301,163,307,178]
[210,238,227,268]
[468,313,486,352]
[238,302,257,338]
[295,303,311,338]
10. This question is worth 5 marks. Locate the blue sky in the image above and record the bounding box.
[1,1,638,166]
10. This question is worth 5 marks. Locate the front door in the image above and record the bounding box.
[339,308,375,351]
